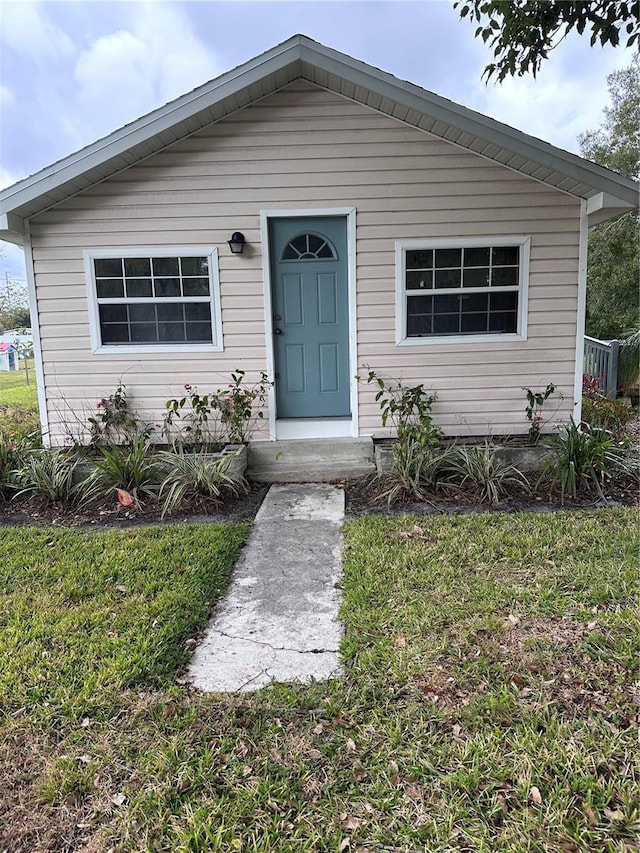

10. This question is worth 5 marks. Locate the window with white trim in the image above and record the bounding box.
[396,238,530,344]
[85,247,222,352]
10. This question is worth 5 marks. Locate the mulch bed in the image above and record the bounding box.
[0,473,637,528]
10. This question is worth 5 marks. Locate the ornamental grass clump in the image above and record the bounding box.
[89,434,162,506]
[541,418,637,503]
[12,449,90,506]
[446,443,531,506]
[156,447,246,517]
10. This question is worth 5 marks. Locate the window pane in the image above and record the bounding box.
[464,247,490,267]
[461,313,488,333]
[316,243,333,258]
[159,323,186,342]
[433,294,460,314]
[155,277,181,297]
[185,303,211,321]
[407,315,432,336]
[95,258,122,277]
[434,268,461,289]
[157,303,184,322]
[406,249,433,269]
[406,270,433,290]
[99,304,127,323]
[492,246,519,266]
[124,257,151,276]
[186,322,213,342]
[96,279,124,298]
[308,234,324,254]
[491,267,519,287]
[100,323,129,343]
[183,278,210,296]
[126,279,153,298]
[490,291,518,311]
[433,314,459,334]
[488,311,517,333]
[461,293,489,313]
[129,304,156,323]
[462,267,490,288]
[180,257,208,276]
[131,323,158,342]
[152,257,179,276]
[435,248,462,268]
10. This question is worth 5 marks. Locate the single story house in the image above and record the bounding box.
[0,343,17,372]
[0,35,637,445]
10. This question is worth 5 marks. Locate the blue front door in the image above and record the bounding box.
[270,217,350,419]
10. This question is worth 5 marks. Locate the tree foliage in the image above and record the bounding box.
[579,55,639,340]
[455,0,640,81]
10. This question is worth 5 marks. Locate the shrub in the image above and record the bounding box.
[156,447,245,517]
[13,450,89,506]
[522,383,557,444]
[581,393,635,438]
[378,439,458,504]
[364,370,442,449]
[446,443,530,506]
[0,406,42,445]
[87,382,147,445]
[541,419,636,503]
[89,434,161,506]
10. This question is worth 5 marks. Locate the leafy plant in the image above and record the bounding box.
[89,434,161,506]
[163,384,220,450]
[13,450,89,506]
[541,419,636,503]
[210,370,273,444]
[582,374,635,438]
[446,443,530,506]
[523,383,557,444]
[156,447,245,517]
[88,382,143,445]
[364,370,442,449]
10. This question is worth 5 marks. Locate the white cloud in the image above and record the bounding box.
[0,0,75,63]
[72,2,221,137]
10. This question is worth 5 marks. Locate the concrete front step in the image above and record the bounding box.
[247,437,375,483]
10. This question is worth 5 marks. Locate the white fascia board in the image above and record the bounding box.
[586,191,637,226]
[0,212,25,244]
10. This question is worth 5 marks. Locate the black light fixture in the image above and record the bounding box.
[228,232,246,254]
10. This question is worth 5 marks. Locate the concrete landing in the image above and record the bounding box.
[247,437,375,483]
[186,483,344,693]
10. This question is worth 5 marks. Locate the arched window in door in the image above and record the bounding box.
[281,233,337,261]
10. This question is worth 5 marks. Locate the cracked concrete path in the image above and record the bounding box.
[186,483,344,693]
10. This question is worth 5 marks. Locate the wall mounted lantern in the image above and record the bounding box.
[228,232,246,254]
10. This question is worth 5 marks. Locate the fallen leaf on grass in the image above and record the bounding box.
[506,614,520,627]
[340,813,361,831]
[339,838,350,851]
[110,792,126,807]
[530,786,543,805]
[395,636,407,648]
[77,754,91,764]
[604,808,625,822]
[345,738,356,752]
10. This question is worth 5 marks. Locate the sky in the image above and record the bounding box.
[0,0,634,287]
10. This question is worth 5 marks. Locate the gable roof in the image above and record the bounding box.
[1,34,637,244]
[0,343,16,352]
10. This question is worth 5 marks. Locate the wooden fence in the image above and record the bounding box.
[583,336,619,399]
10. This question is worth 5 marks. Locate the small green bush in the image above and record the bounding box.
[581,393,635,437]
[446,443,530,506]
[157,447,245,517]
[541,419,636,503]
[379,439,457,504]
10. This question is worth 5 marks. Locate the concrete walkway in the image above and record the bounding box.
[187,483,344,693]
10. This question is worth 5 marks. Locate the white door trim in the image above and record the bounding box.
[259,207,358,440]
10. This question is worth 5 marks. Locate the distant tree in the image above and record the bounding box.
[578,55,639,340]
[455,1,640,81]
[0,276,30,332]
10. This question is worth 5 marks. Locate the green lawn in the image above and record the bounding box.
[0,358,37,408]
[1,510,638,852]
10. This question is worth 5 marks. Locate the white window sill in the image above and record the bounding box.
[396,333,527,347]
[92,342,223,355]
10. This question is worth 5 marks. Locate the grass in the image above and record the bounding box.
[1,510,638,852]
[0,358,37,408]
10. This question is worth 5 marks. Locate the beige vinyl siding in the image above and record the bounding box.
[30,81,581,442]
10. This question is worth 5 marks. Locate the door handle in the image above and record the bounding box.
[274,328,283,335]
